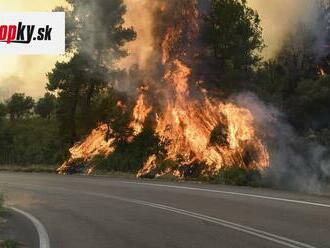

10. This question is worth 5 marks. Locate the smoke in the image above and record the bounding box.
[0,55,61,101]
[120,0,329,71]
[118,0,197,92]
[0,0,67,101]
[0,76,25,101]
[235,93,330,193]
[120,0,155,70]
[247,0,328,59]
[236,1,330,192]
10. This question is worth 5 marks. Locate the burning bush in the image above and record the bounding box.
[89,120,163,173]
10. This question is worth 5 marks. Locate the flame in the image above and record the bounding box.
[59,0,270,177]
[135,1,269,177]
[116,100,127,111]
[136,154,157,178]
[58,124,115,174]
[136,60,269,177]
[130,94,152,136]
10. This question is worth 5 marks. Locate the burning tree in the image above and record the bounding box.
[58,0,269,179]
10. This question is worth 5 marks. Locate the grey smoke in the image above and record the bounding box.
[247,0,330,59]
[235,93,330,193]
[0,76,26,101]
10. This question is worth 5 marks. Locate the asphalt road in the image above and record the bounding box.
[0,173,330,248]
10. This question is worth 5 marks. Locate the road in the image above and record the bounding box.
[0,172,330,248]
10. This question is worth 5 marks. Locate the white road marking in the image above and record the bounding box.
[121,181,330,208]
[83,191,316,248]
[3,182,319,248]
[9,207,50,248]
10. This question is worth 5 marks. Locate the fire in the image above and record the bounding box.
[137,60,269,177]
[135,0,269,177]
[130,94,152,136]
[58,124,115,174]
[136,154,157,178]
[58,0,270,178]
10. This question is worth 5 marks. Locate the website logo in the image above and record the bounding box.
[0,12,65,54]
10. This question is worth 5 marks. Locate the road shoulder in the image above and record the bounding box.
[0,208,39,248]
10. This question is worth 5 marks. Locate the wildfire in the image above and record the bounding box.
[58,0,270,178]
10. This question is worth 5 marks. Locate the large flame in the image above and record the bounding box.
[58,0,269,177]
[58,124,115,174]
[136,59,269,177]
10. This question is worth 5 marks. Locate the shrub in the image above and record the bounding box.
[214,166,262,186]
[92,121,162,173]
[0,240,22,248]
[0,194,3,216]
[0,118,65,165]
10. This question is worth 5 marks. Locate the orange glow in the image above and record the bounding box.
[137,1,269,177]
[130,94,152,136]
[137,60,269,177]
[58,124,115,174]
[320,68,326,77]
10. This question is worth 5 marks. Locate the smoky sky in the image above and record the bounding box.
[0,0,328,100]
[0,0,66,100]
[247,0,327,59]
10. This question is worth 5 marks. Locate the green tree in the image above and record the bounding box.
[0,103,6,120]
[287,75,330,130]
[93,88,134,140]
[277,25,319,88]
[6,93,34,121]
[251,12,330,110]
[47,54,89,144]
[55,0,136,119]
[35,93,57,119]
[48,0,136,145]
[199,0,264,90]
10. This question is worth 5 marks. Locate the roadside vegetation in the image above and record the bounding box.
[212,167,263,187]
[0,240,22,248]
[0,165,57,173]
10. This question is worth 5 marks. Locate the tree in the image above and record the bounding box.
[6,93,34,120]
[55,0,136,116]
[48,0,136,145]
[35,93,57,119]
[47,54,89,144]
[287,76,330,130]
[198,0,264,90]
[251,3,330,110]
[0,103,6,119]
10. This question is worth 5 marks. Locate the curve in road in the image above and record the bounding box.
[0,173,329,248]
